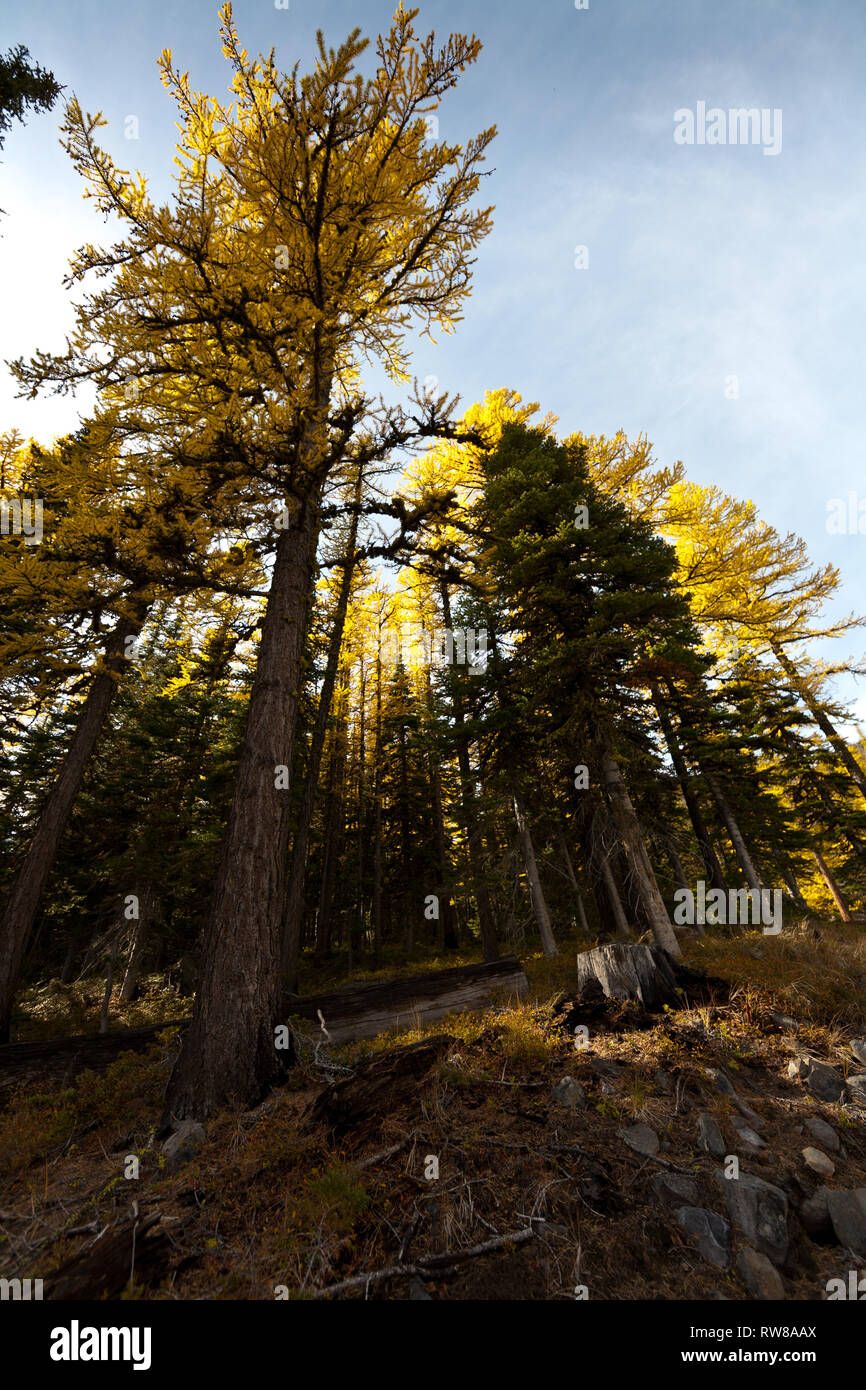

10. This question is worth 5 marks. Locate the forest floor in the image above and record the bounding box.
[2,919,866,1301]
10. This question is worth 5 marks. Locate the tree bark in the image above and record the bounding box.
[120,886,154,1003]
[598,740,681,957]
[702,769,763,894]
[439,581,498,961]
[0,610,144,1042]
[652,685,728,894]
[557,830,590,934]
[812,849,853,922]
[163,491,321,1120]
[511,790,558,956]
[281,476,360,984]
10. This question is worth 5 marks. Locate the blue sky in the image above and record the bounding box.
[1,0,864,722]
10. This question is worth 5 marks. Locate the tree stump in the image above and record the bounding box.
[575,942,679,1009]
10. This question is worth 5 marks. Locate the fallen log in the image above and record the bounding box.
[308,1034,453,1137]
[0,1020,187,1093]
[287,955,528,1045]
[0,958,528,1090]
[312,1226,536,1298]
[42,1210,171,1301]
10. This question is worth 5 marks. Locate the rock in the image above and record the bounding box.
[552,1076,585,1110]
[697,1113,726,1159]
[825,1189,866,1257]
[733,1119,766,1150]
[770,1013,797,1031]
[676,1206,730,1268]
[802,1146,835,1178]
[590,1057,625,1078]
[409,1276,432,1300]
[650,1171,699,1209]
[804,1115,840,1153]
[737,1247,786,1300]
[161,1119,206,1170]
[705,1067,764,1129]
[618,1123,659,1157]
[789,1055,845,1103]
[846,1074,866,1107]
[654,1069,673,1095]
[799,1187,833,1241]
[850,1039,866,1067]
[714,1170,789,1265]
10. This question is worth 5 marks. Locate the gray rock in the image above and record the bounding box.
[705,1067,765,1130]
[790,1056,846,1103]
[825,1189,866,1257]
[846,1074,866,1107]
[737,1247,786,1300]
[799,1187,832,1241]
[676,1206,730,1268]
[650,1171,699,1209]
[552,1076,585,1110]
[654,1069,673,1095]
[409,1276,432,1300]
[733,1119,766,1150]
[802,1146,835,1178]
[770,1013,797,1031]
[590,1057,625,1078]
[714,1170,789,1265]
[161,1119,206,1170]
[697,1113,726,1159]
[804,1115,840,1153]
[618,1123,659,1157]
[850,1039,866,1067]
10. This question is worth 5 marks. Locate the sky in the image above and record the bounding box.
[1,0,864,725]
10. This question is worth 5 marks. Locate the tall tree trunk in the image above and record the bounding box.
[371,645,384,960]
[598,852,632,939]
[439,581,498,961]
[662,835,690,893]
[772,846,809,912]
[356,663,367,957]
[0,609,144,1042]
[164,490,322,1121]
[701,769,763,894]
[652,685,728,894]
[281,476,361,985]
[598,738,681,957]
[812,849,853,922]
[120,885,154,1003]
[578,797,631,939]
[315,676,349,962]
[773,642,866,806]
[557,830,590,934]
[512,790,558,956]
[431,755,459,950]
